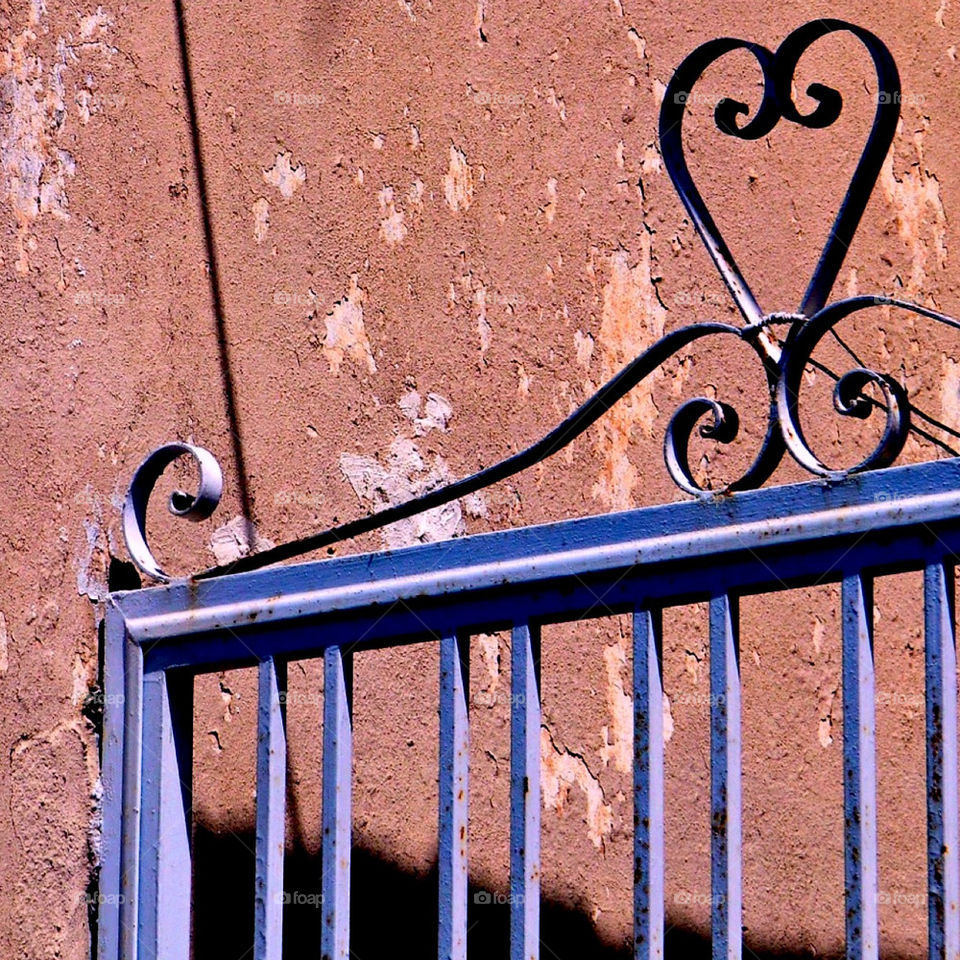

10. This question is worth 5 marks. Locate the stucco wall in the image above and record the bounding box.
[1,0,959,956]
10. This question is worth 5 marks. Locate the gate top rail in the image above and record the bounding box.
[112,457,960,657]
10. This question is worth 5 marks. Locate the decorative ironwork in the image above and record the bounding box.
[124,19,960,582]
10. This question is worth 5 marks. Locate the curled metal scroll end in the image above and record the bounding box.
[664,397,740,499]
[122,443,224,583]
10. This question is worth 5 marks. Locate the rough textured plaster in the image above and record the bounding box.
[1,0,956,954]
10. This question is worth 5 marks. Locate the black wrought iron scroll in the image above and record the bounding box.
[124,19,960,582]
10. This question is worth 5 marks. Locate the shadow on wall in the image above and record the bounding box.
[191,822,868,960]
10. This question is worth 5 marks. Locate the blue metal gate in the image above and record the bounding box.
[99,457,960,960]
[97,17,960,960]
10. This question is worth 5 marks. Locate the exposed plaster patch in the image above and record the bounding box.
[541,726,614,849]
[409,124,422,152]
[407,178,425,214]
[474,0,487,44]
[818,683,837,748]
[471,633,501,707]
[476,283,492,363]
[547,87,566,123]
[662,693,674,743]
[75,499,111,602]
[322,274,376,375]
[641,144,662,177]
[574,329,594,366]
[1,3,112,272]
[652,78,666,108]
[846,267,859,298]
[71,652,91,708]
[252,197,269,243]
[592,238,667,508]
[880,124,947,297]
[378,185,407,245]
[543,177,558,223]
[443,144,481,212]
[0,612,9,675]
[941,356,960,434]
[937,0,949,27]
[340,437,467,548]
[599,636,632,774]
[209,516,275,566]
[398,390,453,435]
[78,7,114,40]
[516,361,531,398]
[263,151,306,198]
[371,132,386,151]
[627,27,647,60]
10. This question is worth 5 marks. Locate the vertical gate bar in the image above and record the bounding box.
[99,605,126,960]
[119,632,144,960]
[138,667,193,960]
[510,621,541,960]
[322,645,353,960]
[710,593,742,960]
[255,656,288,960]
[842,573,878,960]
[634,606,665,960]
[439,633,470,960]
[925,561,960,960]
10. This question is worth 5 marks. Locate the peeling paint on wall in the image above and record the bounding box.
[340,391,485,548]
[443,144,480,213]
[0,612,9,676]
[399,389,453,434]
[599,636,632,774]
[592,237,666,508]
[340,437,465,548]
[472,633,502,707]
[880,124,947,297]
[543,177,558,223]
[541,726,614,849]
[263,151,306,198]
[1,3,114,273]
[252,196,269,243]
[941,355,960,433]
[378,185,407,245]
[209,516,275,566]
[321,274,376,375]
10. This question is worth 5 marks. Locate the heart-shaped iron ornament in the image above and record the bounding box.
[124,19,960,583]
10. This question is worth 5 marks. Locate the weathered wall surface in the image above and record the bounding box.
[1,0,959,956]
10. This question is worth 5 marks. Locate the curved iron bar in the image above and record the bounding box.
[659,18,900,324]
[778,296,960,477]
[127,322,781,580]
[123,19,960,582]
